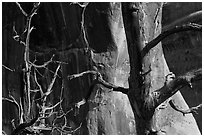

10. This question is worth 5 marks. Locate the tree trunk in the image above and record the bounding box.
[122,2,200,134]
[2,2,201,135]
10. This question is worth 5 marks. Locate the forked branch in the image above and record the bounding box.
[153,68,202,109]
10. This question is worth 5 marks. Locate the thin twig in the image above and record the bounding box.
[97,73,129,94]
[67,70,97,80]
[43,99,63,111]
[2,96,21,123]
[29,55,54,68]
[19,98,24,124]
[11,115,39,135]
[75,98,86,108]
[169,100,202,116]
[69,122,82,134]
[45,64,61,96]
[2,130,7,135]
[34,69,43,96]
[39,111,58,120]
[68,70,129,94]
[16,2,28,16]
[2,64,15,72]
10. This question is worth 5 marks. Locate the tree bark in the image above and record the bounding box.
[122,2,200,134]
[2,2,201,135]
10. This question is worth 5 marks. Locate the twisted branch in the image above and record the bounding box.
[141,23,202,58]
[154,68,202,109]
[67,70,129,94]
[163,10,202,32]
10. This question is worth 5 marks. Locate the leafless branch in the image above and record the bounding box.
[19,98,24,124]
[70,2,89,8]
[141,23,202,57]
[20,2,40,116]
[2,130,7,135]
[163,10,202,32]
[70,2,89,51]
[12,23,26,46]
[16,2,28,16]
[53,122,82,135]
[46,64,61,96]
[32,126,52,131]
[38,111,58,120]
[2,96,21,123]
[169,100,202,116]
[2,64,15,72]
[75,98,86,109]
[53,60,69,65]
[97,73,129,94]
[11,115,39,135]
[29,54,54,68]
[43,99,63,111]
[34,69,43,96]
[11,119,16,129]
[153,68,202,109]
[67,70,97,80]
[30,89,40,93]
[52,108,73,127]
[69,122,82,134]
[68,70,129,94]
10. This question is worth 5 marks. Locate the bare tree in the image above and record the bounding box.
[2,2,202,135]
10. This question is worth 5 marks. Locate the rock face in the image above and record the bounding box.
[2,2,201,135]
[84,3,135,135]
[2,2,135,134]
[162,2,202,132]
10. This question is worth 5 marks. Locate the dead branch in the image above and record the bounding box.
[2,94,24,124]
[29,54,55,68]
[16,2,41,116]
[34,69,43,96]
[2,64,15,72]
[53,122,82,135]
[169,100,202,116]
[71,2,89,50]
[12,23,26,46]
[141,23,202,57]
[163,10,202,32]
[19,98,24,124]
[67,70,97,80]
[11,115,39,135]
[2,130,7,135]
[2,97,20,119]
[46,64,61,96]
[16,2,28,16]
[42,99,63,112]
[97,74,129,94]
[75,98,86,108]
[52,108,73,127]
[67,70,129,94]
[153,68,202,109]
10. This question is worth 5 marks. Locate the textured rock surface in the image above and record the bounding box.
[2,2,201,135]
[2,2,135,134]
[162,2,202,132]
